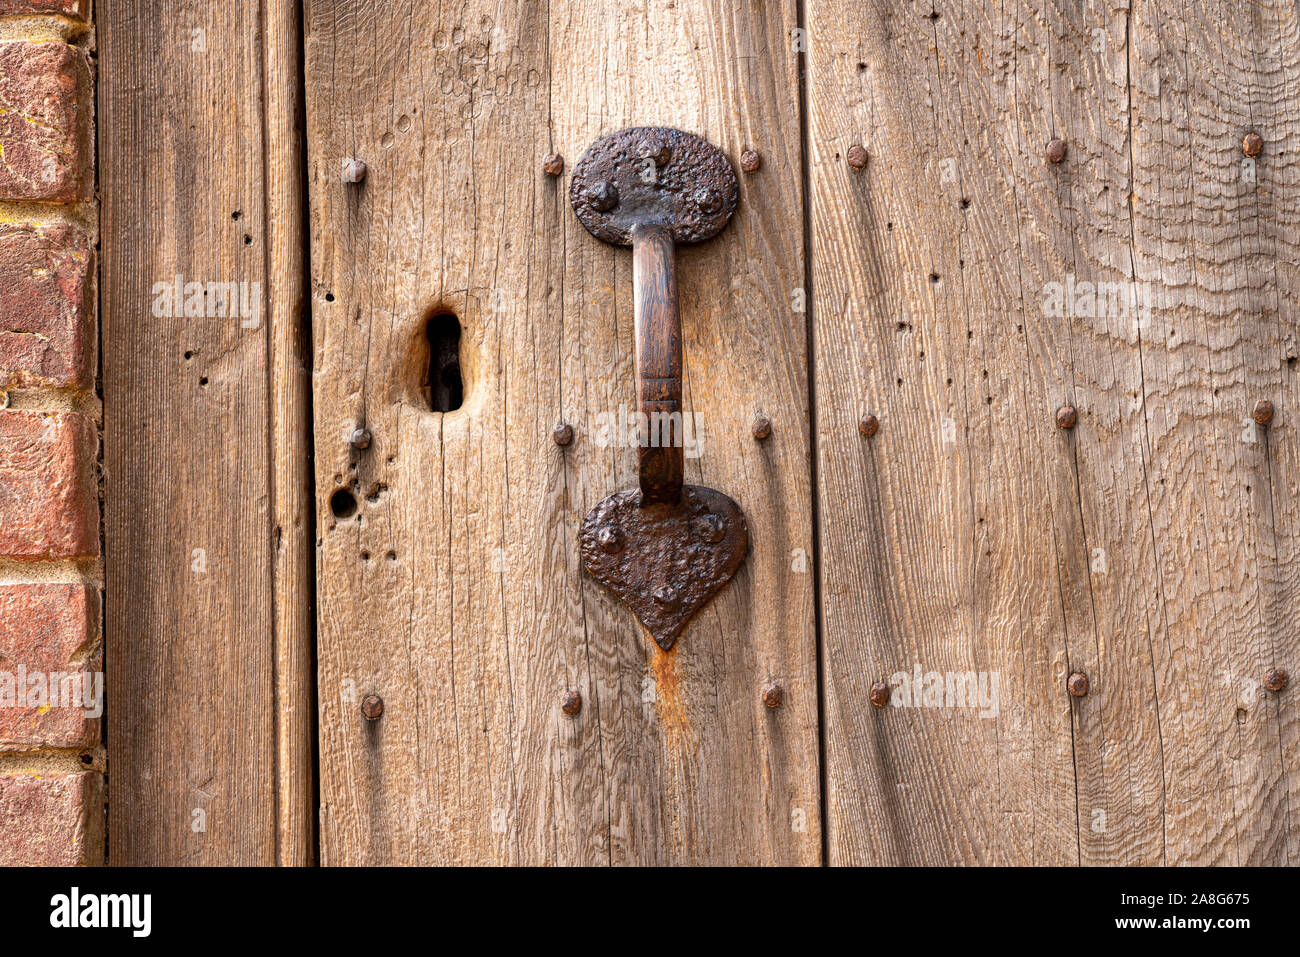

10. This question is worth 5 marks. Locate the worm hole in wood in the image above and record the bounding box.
[330,487,358,519]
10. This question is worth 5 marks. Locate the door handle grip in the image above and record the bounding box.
[569,127,749,651]
[632,222,682,505]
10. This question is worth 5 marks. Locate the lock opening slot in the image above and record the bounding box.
[425,312,464,413]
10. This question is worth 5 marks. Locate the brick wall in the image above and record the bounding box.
[0,1,102,866]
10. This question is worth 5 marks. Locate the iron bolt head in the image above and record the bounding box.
[752,414,772,441]
[1046,139,1067,164]
[350,427,372,450]
[652,584,681,609]
[543,153,564,177]
[1265,668,1289,693]
[692,513,726,543]
[858,413,880,438]
[1253,399,1274,425]
[869,681,890,708]
[1067,672,1089,697]
[597,525,624,553]
[561,690,582,716]
[1056,405,1078,430]
[1243,132,1264,158]
[762,682,784,709]
[552,422,574,446]
[642,140,671,166]
[740,149,761,174]
[846,145,869,170]
[361,693,384,721]
[694,187,723,213]
[342,158,367,183]
[589,180,619,212]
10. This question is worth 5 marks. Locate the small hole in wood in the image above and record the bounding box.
[425,312,464,412]
[330,488,358,519]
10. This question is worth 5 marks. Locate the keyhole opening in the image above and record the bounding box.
[426,312,463,412]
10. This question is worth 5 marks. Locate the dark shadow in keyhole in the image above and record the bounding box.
[425,313,463,412]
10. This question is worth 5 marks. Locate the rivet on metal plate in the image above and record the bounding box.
[570,127,749,651]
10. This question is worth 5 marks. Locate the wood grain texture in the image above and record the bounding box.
[264,0,317,867]
[810,0,1299,864]
[305,0,819,864]
[102,0,308,864]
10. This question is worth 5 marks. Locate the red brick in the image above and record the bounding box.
[0,1,86,17]
[0,221,93,389]
[0,41,92,202]
[0,771,102,865]
[0,583,99,748]
[0,411,98,558]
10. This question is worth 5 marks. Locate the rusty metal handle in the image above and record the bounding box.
[570,127,749,651]
[632,223,682,505]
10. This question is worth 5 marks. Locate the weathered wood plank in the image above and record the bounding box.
[1126,0,1300,865]
[810,0,1298,864]
[264,0,317,867]
[102,0,303,864]
[305,0,819,864]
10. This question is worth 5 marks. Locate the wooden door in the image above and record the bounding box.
[301,0,820,865]
[99,0,1298,865]
[807,0,1300,864]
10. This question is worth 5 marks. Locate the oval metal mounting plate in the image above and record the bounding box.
[569,127,748,651]
[569,127,739,247]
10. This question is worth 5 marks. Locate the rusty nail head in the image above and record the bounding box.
[543,153,564,177]
[553,422,574,446]
[694,187,723,213]
[589,180,619,212]
[597,525,624,553]
[562,690,582,716]
[740,150,761,174]
[342,158,367,183]
[361,693,384,721]
[1243,132,1264,158]
[859,413,880,438]
[1056,405,1078,430]
[762,682,784,709]
[846,145,869,170]
[752,414,772,441]
[637,135,671,167]
[691,513,726,543]
[869,681,890,708]
[1265,668,1289,693]
[1253,399,1274,426]
[1067,672,1089,697]
[1046,139,1067,164]
[350,427,372,450]
[652,584,681,609]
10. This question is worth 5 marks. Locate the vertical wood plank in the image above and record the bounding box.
[264,0,317,867]
[102,0,307,864]
[809,0,1299,864]
[305,0,819,864]
[1126,0,1300,864]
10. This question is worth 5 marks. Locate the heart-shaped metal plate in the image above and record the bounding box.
[579,486,749,651]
